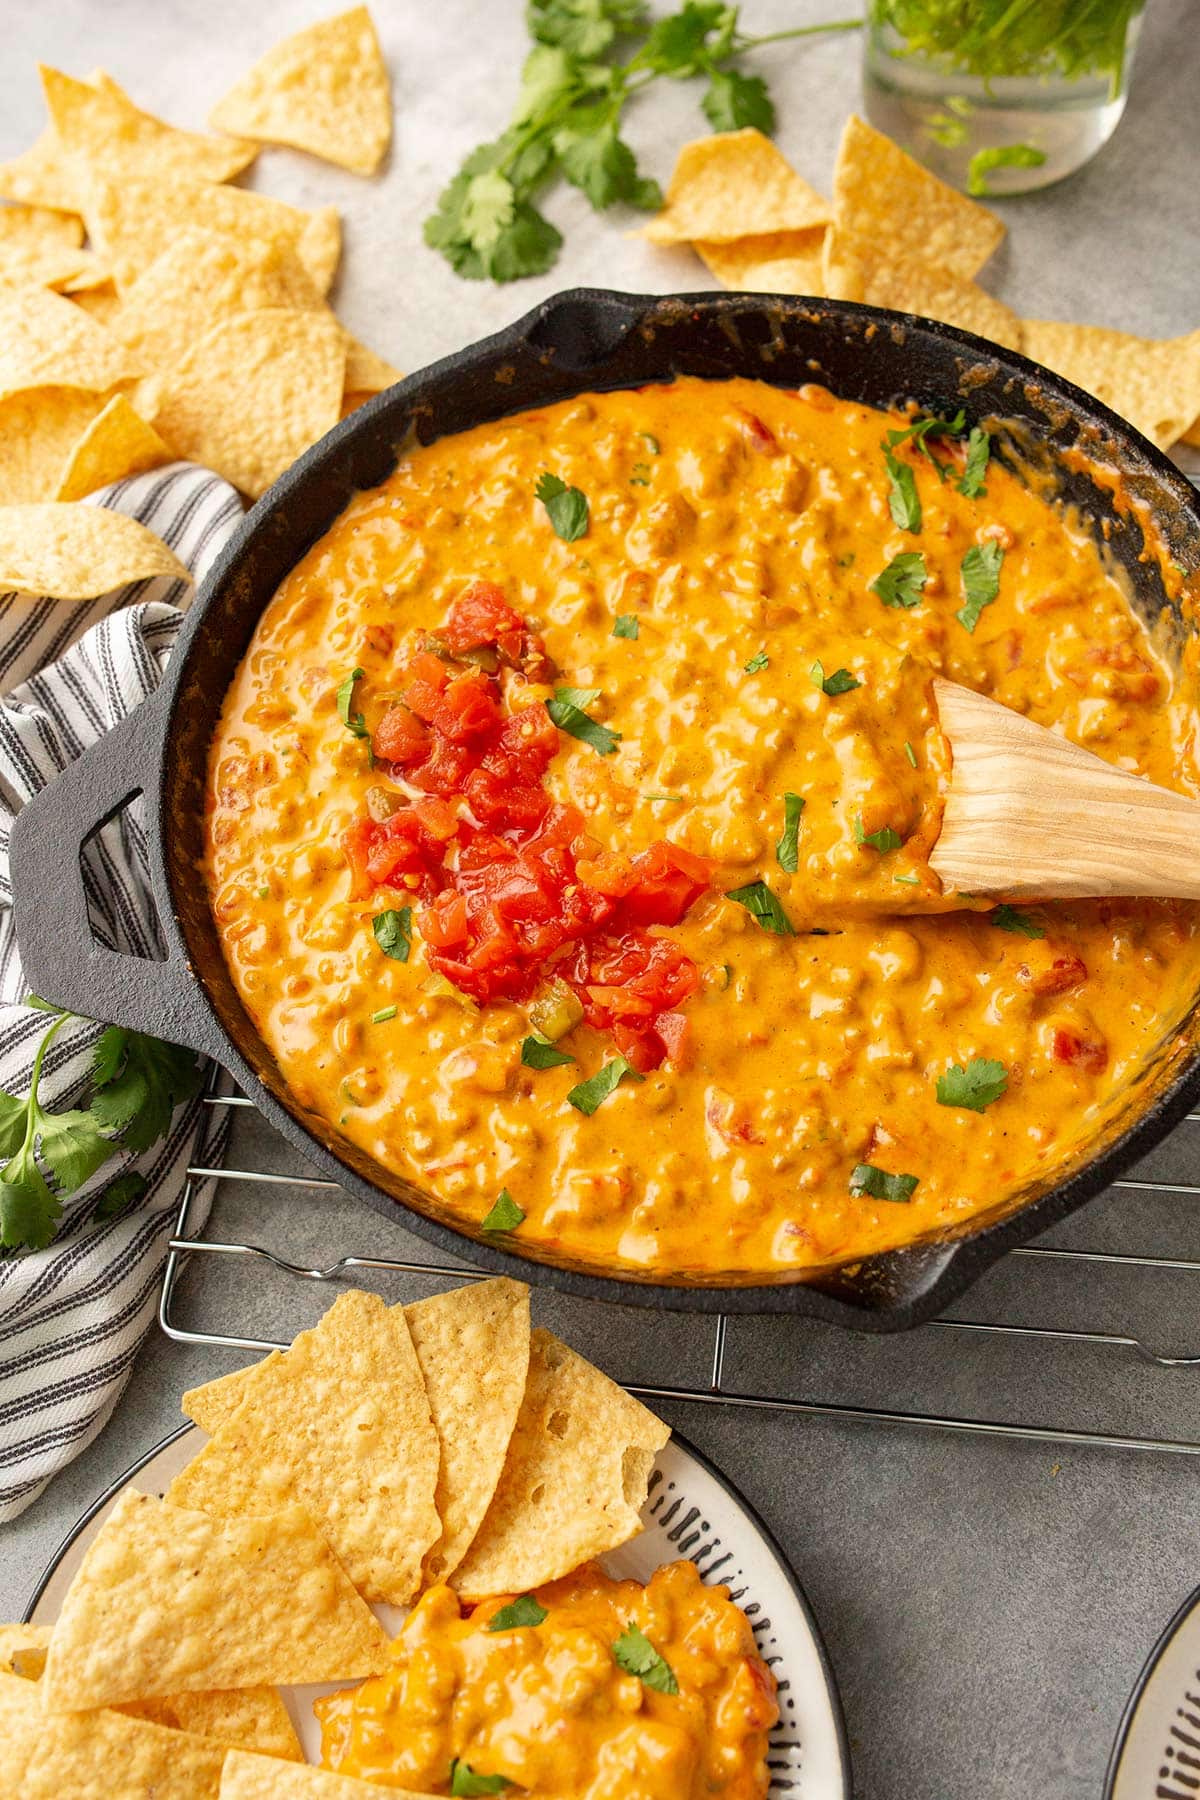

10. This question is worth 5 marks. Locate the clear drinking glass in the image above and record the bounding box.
[862,1,1145,197]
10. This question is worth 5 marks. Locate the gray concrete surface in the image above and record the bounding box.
[2,3,1200,1796]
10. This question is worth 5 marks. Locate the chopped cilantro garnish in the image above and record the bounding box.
[481,1188,525,1233]
[726,881,795,935]
[957,540,1004,633]
[371,1004,397,1024]
[883,446,922,532]
[611,1623,679,1694]
[958,426,991,497]
[488,1594,548,1631]
[643,792,683,804]
[521,1034,575,1070]
[373,907,412,962]
[547,686,621,754]
[744,649,770,673]
[936,1057,1008,1112]
[612,613,639,639]
[337,667,374,764]
[630,461,652,486]
[990,903,1045,938]
[639,433,661,455]
[567,1055,644,1115]
[850,1163,919,1203]
[535,471,589,542]
[775,793,805,874]
[449,1760,514,1796]
[904,740,918,768]
[854,817,902,853]
[893,872,920,885]
[870,550,927,609]
[967,143,1047,196]
[810,660,860,696]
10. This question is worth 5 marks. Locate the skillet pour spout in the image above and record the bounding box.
[12,289,1200,1330]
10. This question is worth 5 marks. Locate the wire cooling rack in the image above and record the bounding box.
[159,1087,1200,1457]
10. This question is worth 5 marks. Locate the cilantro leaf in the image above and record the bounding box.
[641,1,733,75]
[850,1163,919,1203]
[528,0,648,58]
[810,661,860,697]
[612,613,639,638]
[990,903,1045,938]
[854,817,902,854]
[488,1593,549,1630]
[482,1188,525,1232]
[957,541,1004,633]
[726,880,795,935]
[886,410,966,464]
[0,1150,60,1251]
[373,907,413,962]
[547,686,621,754]
[567,1055,644,1115]
[883,446,922,533]
[870,551,927,610]
[744,649,769,673]
[936,1057,1008,1112]
[449,1761,514,1797]
[460,168,517,248]
[703,67,775,133]
[336,668,374,763]
[958,427,991,498]
[904,740,918,769]
[490,203,564,281]
[612,1622,679,1694]
[775,792,804,874]
[94,1170,149,1222]
[38,1107,113,1193]
[521,1034,576,1069]
[90,1030,203,1154]
[535,471,589,542]
[559,121,658,210]
[967,142,1046,196]
[0,1091,27,1160]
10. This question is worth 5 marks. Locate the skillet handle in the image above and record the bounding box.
[11,703,221,1059]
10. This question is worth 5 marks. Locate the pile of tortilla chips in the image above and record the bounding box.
[642,116,1200,455]
[2,1279,670,1795]
[0,8,399,601]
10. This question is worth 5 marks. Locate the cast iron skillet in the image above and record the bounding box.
[12,290,1200,1330]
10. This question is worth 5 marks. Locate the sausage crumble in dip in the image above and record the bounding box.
[205,376,1200,1277]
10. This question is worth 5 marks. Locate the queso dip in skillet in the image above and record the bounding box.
[204,376,1200,1278]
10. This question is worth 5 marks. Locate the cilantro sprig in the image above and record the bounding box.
[854,817,902,853]
[536,471,589,542]
[449,1761,513,1797]
[424,4,862,282]
[482,1188,526,1232]
[488,1594,549,1631]
[957,540,1004,633]
[612,1622,679,1694]
[936,1058,1008,1112]
[850,1163,919,1204]
[726,880,794,935]
[337,667,374,765]
[810,661,860,697]
[990,903,1045,938]
[0,1004,202,1251]
[870,551,927,609]
[775,792,805,874]
[568,1055,644,1114]
[521,1033,576,1070]
[547,686,621,754]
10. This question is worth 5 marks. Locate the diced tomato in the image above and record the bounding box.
[342,819,379,901]
[611,841,712,928]
[499,703,560,768]
[1052,1026,1108,1073]
[373,704,429,765]
[419,892,469,948]
[432,670,502,743]
[464,767,549,830]
[577,851,637,898]
[736,407,779,454]
[412,796,458,841]
[656,1010,693,1070]
[1017,953,1088,997]
[442,581,526,657]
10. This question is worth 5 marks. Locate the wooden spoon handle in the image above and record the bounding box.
[930,678,1200,900]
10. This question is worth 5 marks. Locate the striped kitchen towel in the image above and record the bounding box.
[0,466,243,1522]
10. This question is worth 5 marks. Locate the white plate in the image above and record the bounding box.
[26,1424,850,1799]
[1106,1580,1200,1800]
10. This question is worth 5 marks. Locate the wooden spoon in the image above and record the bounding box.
[930,677,1200,901]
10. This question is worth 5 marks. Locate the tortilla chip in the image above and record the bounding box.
[149,307,345,499]
[0,502,189,598]
[1,1670,229,1800]
[451,1328,670,1600]
[209,7,391,177]
[0,388,110,505]
[220,1749,444,1800]
[696,226,827,296]
[0,125,79,215]
[0,286,141,400]
[41,64,257,197]
[822,224,1022,351]
[69,281,123,324]
[0,1622,51,1680]
[58,254,114,293]
[642,128,829,246]
[1184,416,1200,449]
[832,113,1004,280]
[0,202,91,291]
[169,1290,440,1604]
[83,171,339,295]
[340,390,373,418]
[43,1487,388,1712]
[343,334,401,393]
[55,392,170,500]
[1022,320,1200,452]
[111,229,314,362]
[400,1278,532,1585]
[124,1688,303,1761]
